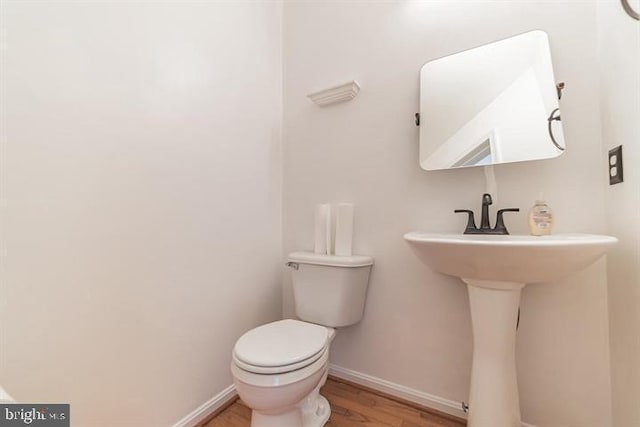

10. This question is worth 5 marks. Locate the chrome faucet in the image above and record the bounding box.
[455,193,519,235]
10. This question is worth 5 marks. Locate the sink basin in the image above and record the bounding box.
[404,231,616,426]
[404,232,617,285]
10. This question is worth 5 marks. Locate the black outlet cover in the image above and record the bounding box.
[609,145,623,185]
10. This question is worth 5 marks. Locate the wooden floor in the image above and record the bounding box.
[204,377,466,427]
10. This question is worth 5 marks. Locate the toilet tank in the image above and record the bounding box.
[287,252,374,328]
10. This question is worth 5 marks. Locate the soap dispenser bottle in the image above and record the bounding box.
[528,197,554,236]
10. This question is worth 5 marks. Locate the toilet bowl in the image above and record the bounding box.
[230,251,373,427]
[231,319,336,427]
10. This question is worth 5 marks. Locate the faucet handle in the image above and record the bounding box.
[454,209,478,234]
[494,208,520,235]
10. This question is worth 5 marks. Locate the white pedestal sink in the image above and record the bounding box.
[403,232,617,427]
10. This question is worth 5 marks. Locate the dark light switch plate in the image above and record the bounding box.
[609,145,623,185]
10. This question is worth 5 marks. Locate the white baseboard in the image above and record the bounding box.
[172,366,538,427]
[172,384,237,427]
[329,364,538,427]
[329,364,468,419]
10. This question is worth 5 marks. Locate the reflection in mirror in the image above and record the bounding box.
[419,30,566,171]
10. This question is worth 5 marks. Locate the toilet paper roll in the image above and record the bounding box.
[335,203,354,256]
[314,204,330,255]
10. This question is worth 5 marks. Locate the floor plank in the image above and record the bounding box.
[203,378,466,427]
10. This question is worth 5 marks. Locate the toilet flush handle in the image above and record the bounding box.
[285,262,299,270]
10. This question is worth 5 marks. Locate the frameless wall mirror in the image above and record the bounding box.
[419,30,566,171]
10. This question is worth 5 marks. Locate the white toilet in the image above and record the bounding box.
[230,251,374,427]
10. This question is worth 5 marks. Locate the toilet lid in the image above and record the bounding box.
[233,319,329,370]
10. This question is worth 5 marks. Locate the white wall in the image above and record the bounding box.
[0,2,282,426]
[283,2,611,426]
[597,1,640,425]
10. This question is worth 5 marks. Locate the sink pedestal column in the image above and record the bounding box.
[463,279,524,427]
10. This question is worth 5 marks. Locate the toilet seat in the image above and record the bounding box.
[233,319,330,375]
[233,346,328,375]
[231,345,329,389]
